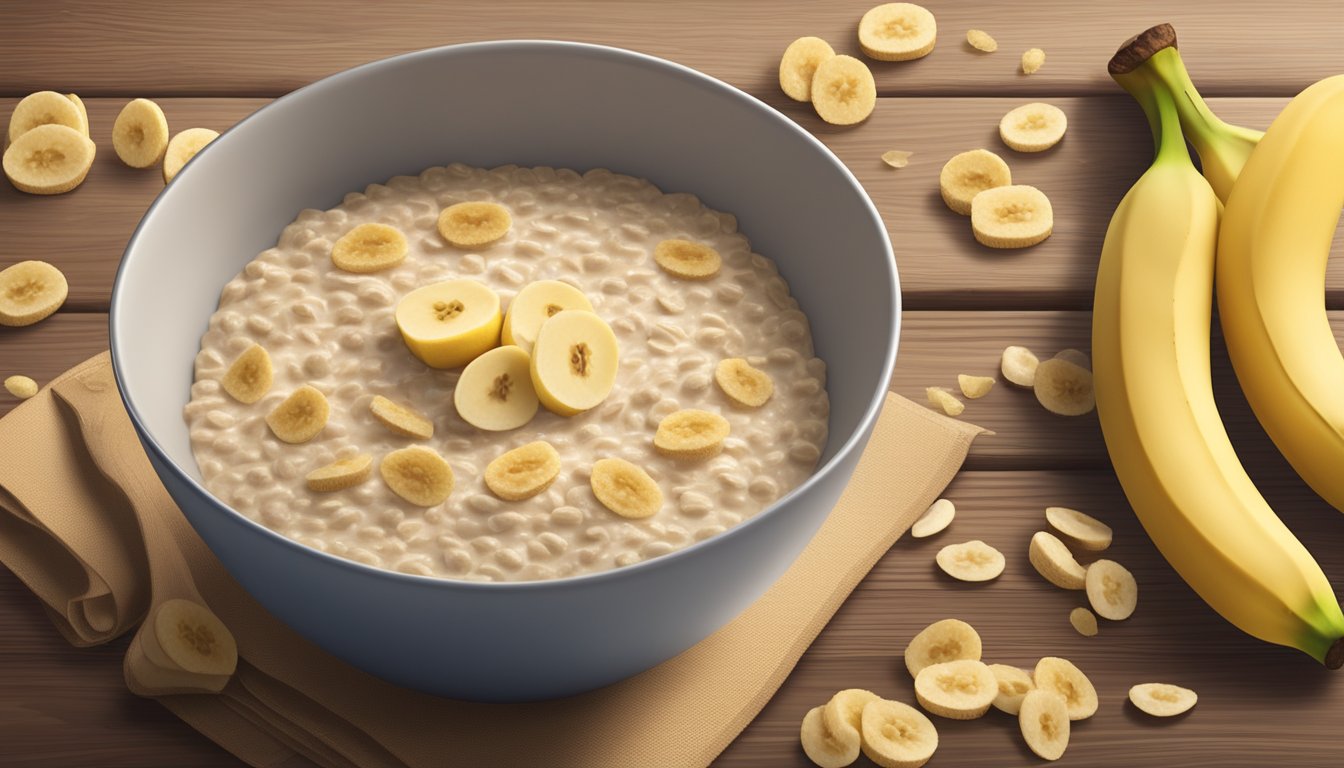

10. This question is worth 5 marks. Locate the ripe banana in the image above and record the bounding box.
[1093,64,1344,666]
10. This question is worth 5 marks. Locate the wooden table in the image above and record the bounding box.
[3,1,1344,765]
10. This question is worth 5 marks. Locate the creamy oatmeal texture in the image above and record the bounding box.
[186,164,829,582]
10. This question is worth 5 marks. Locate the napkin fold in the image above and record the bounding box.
[0,353,984,768]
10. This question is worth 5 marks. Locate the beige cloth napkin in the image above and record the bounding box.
[0,352,984,768]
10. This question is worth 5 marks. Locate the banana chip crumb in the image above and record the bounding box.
[926,386,965,416]
[1021,47,1046,74]
[881,150,914,168]
[966,29,998,53]
[4,374,38,399]
[958,374,994,399]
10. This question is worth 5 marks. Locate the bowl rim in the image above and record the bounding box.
[109,39,901,592]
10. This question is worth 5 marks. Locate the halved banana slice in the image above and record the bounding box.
[822,689,880,748]
[715,358,774,408]
[0,260,68,327]
[591,457,662,519]
[970,184,1054,249]
[1033,657,1098,720]
[112,98,170,168]
[860,698,938,768]
[800,705,859,768]
[306,454,373,493]
[485,440,561,501]
[935,540,1005,582]
[1000,345,1039,387]
[395,279,503,369]
[858,3,937,61]
[456,345,540,430]
[370,395,434,439]
[1046,506,1112,551]
[654,239,722,280]
[654,408,731,460]
[66,94,90,138]
[779,36,836,102]
[3,124,96,195]
[966,29,998,53]
[1129,683,1197,717]
[1033,357,1095,416]
[531,311,618,416]
[1085,558,1138,620]
[220,343,273,404]
[380,445,454,507]
[438,201,511,247]
[331,223,408,273]
[1021,47,1046,75]
[939,149,1011,216]
[925,387,964,417]
[1019,689,1070,761]
[1028,530,1086,590]
[163,127,219,183]
[1069,607,1099,637]
[911,498,954,538]
[881,149,913,168]
[150,598,238,677]
[1000,102,1067,153]
[914,659,998,719]
[502,280,594,353]
[957,374,994,399]
[904,618,981,678]
[265,384,330,444]
[7,91,84,143]
[988,664,1035,715]
[1052,348,1091,370]
[811,55,877,126]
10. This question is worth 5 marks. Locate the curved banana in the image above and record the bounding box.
[1217,75,1344,516]
[1094,65,1344,666]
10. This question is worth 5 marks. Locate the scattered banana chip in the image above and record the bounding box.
[370,395,435,440]
[654,408,731,460]
[1069,607,1099,637]
[0,260,68,326]
[381,445,454,507]
[914,659,998,719]
[531,311,619,416]
[905,618,982,678]
[970,184,1054,249]
[437,201,511,247]
[265,384,330,444]
[858,3,938,61]
[821,688,879,748]
[925,387,964,417]
[779,36,837,102]
[395,279,503,369]
[163,127,219,183]
[112,98,170,168]
[331,223,409,273]
[3,124,96,195]
[1033,657,1098,720]
[966,29,998,53]
[4,374,38,399]
[860,698,939,768]
[988,664,1035,715]
[1000,345,1039,387]
[881,149,913,169]
[457,345,541,430]
[591,458,663,519]
[1000,102,1068,153]
[501,280,594,353]
[1021,47,1046,74]
[654,239,722,280]
[220,343,273,404]
[935,540,1005,582]
[485,440,562,501]
[800,704,860,768]
[7,91,84,143]
[1033,357,1095,416]
[1019,689,1070,761]
[911,498,955,538]
[1085,558,1138,620]
[1029,530,1087,590]
[1052,348,1091,370]
[305,454,373,493]
[811,55,877,126]
[1128,683,1197,717]
[66,94,89,138]
[939,149,1011,216]
[1046,506,1112,551]
[957,374,994,399]
[151,598,238,676]
[715,358,774,408]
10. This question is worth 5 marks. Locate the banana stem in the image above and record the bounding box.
[1111,66,1185,164]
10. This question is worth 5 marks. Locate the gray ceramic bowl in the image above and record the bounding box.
[110,41,898,702]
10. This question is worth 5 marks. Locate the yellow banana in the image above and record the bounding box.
[1094,62,1344,666]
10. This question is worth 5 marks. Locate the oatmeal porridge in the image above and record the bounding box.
[185,163,829,582]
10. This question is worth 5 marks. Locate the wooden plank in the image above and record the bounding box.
[8,97,1343,313]
[2,1,1341,98]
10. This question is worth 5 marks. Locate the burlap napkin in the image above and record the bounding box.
[0,352,984,768]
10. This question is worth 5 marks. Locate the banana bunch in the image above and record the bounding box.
[1094,24,1344,666]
